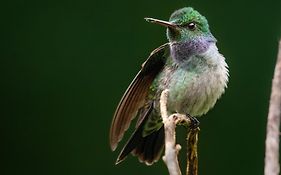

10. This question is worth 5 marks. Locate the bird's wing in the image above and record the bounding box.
[110,43,170,151]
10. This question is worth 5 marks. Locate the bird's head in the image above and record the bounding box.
[145,7,216,43]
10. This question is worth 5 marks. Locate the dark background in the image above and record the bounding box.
[1,0,281,174]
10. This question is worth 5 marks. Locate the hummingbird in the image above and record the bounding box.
[110,7,229,165]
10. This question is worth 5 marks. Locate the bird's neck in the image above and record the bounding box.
[170,37,214,63]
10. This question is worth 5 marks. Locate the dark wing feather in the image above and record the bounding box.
[110,43,170,151]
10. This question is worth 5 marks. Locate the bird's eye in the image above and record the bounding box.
[187,22,196,30]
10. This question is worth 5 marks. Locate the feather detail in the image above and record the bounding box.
[109,43,169,151]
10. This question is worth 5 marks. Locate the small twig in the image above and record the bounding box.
[160,89,182,175]
[186,127,200,175]
[160,89,200,175]
[265,39,281,175]
[160,89,199,175]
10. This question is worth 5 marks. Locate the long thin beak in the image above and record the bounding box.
[144,17,178,29]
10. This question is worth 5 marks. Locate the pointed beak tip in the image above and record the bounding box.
[144,17,153,23]
[144,17,177,29]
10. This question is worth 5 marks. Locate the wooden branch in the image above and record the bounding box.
[160,89,182,175]
[186,127,200,175]
[265,39,281,175]
[160,89,200,175]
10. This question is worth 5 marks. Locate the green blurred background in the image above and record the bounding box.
[1,0,281,174]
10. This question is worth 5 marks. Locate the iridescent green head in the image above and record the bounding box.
[145,7,215,43]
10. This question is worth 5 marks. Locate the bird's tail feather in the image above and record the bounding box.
[115,113,164,165]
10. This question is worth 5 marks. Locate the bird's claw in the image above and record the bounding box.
[186,114,200,129]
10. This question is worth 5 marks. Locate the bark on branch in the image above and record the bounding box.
[160,89,199,175]
[264,39,281,175]
[160,89,183,175]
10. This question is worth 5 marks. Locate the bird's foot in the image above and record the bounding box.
[186,114,200,129]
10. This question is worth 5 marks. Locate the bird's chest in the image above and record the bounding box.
[158,62,226,116]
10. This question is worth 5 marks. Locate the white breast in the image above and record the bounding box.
[167,44,229,116]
